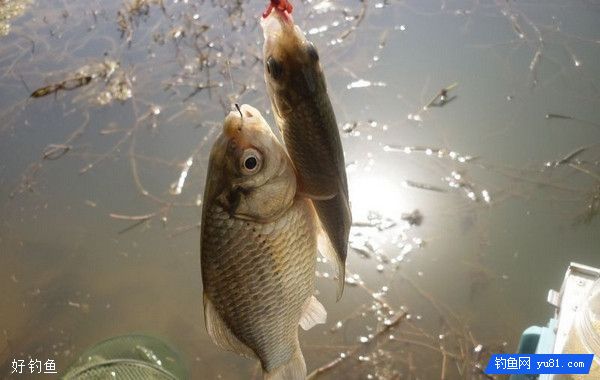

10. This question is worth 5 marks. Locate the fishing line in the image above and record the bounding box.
[216,4,236,102]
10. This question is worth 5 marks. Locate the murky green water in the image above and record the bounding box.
[1,0,599,379]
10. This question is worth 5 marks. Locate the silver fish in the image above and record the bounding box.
[200,104,327,380]
[261,8,351,300]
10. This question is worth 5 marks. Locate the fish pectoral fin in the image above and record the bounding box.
[317,229,346,301]
[297,191,336,201]
[264,343,306,380]
[299,296,327,331]
[297,178,339,201]
[203,293,256,359]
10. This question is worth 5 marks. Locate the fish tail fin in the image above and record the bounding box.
[264,344,306,380]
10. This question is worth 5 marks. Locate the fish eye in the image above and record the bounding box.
[306,42,319,62]
[266,56,283,79]
[245,157,257,169]
[240,148,262,175]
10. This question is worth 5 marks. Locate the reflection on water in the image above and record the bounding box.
[1,0,599,379]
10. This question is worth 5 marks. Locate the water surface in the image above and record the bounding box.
[1,0,599,378]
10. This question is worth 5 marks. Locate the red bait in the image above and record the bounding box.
[262,0,293,19]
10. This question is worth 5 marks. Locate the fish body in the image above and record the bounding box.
[200,104,326,379]
[261,9,351,298]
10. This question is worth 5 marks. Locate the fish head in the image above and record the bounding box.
[204,104,297,222]
[261,9,324,123]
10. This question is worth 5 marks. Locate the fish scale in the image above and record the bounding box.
[284,99,343,195]
[202,200,316,371]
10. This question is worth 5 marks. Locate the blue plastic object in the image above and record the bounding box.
[509,318,557,380]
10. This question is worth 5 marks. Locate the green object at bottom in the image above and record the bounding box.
[63,335,187,380]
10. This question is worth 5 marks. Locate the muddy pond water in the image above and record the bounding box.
[1,0,599,379]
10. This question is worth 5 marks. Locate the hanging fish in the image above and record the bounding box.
[200,104,326,380]
[261,2,352,299]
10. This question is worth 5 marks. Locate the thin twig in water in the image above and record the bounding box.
[42,144,72,160]
[568,163,600,182]
[110,212,157,234]
[109,212,156,221]
[337,0,367,41]
[545,113,573,120]
[306,312,408,379]
[556,147,587,166]
[546,113,600,129]
[167,223,200,238]
[423,82,458,110]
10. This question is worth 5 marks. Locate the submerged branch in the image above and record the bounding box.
[306,312,408,379]
[109,212,156,221]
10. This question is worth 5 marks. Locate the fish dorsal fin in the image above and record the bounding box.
[264,342,306,380]
[299,296,327,331]
[317,229,346,300]
[203,293,256,359]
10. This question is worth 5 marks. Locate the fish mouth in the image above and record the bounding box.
[260,8,294,52]
[261,5,293,26]
[224,104,248,138]
[223,104,268,143]
[225,104,256,122]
